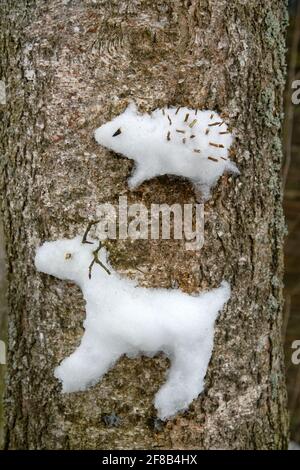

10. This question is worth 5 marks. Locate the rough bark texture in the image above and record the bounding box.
[0,220,7,449]
[0,0,289,450]
[283,2,300,442]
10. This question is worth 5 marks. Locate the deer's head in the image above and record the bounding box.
[35,233,110,284]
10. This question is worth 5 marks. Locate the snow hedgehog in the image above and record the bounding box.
[94,103,239,200]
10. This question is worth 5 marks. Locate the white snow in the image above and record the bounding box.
[95,103,239,200]
[35,236,231,420]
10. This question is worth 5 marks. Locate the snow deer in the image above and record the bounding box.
[35,227,230,419]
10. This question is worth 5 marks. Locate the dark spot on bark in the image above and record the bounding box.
[102,412,121,427]
[147,417,165,432]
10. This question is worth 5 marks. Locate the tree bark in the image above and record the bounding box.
[0,220,7,449]
[0,0,289,450]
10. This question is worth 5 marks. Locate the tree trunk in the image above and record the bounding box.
[0,220,7,449]
[0,0,289,450]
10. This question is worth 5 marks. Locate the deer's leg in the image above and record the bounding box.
[154,337,214,420]
[54,335,122,393]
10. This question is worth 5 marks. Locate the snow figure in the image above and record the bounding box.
[95,103,239,200]
[35,235,231,420]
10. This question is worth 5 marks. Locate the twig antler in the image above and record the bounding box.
[82,220,100,245]
[81,221,111,277]
[88,241,111,278]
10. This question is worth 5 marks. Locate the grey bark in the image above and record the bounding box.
[0,0,289,449]
[0,219,7,449]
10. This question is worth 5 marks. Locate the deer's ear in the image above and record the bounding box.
[126,102,138,114]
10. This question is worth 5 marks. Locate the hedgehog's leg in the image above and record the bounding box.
[154,338,213,420]
[225,160,240,176]
[193,182,211,202]
[54,336,123,392]
[127,166,148,189]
